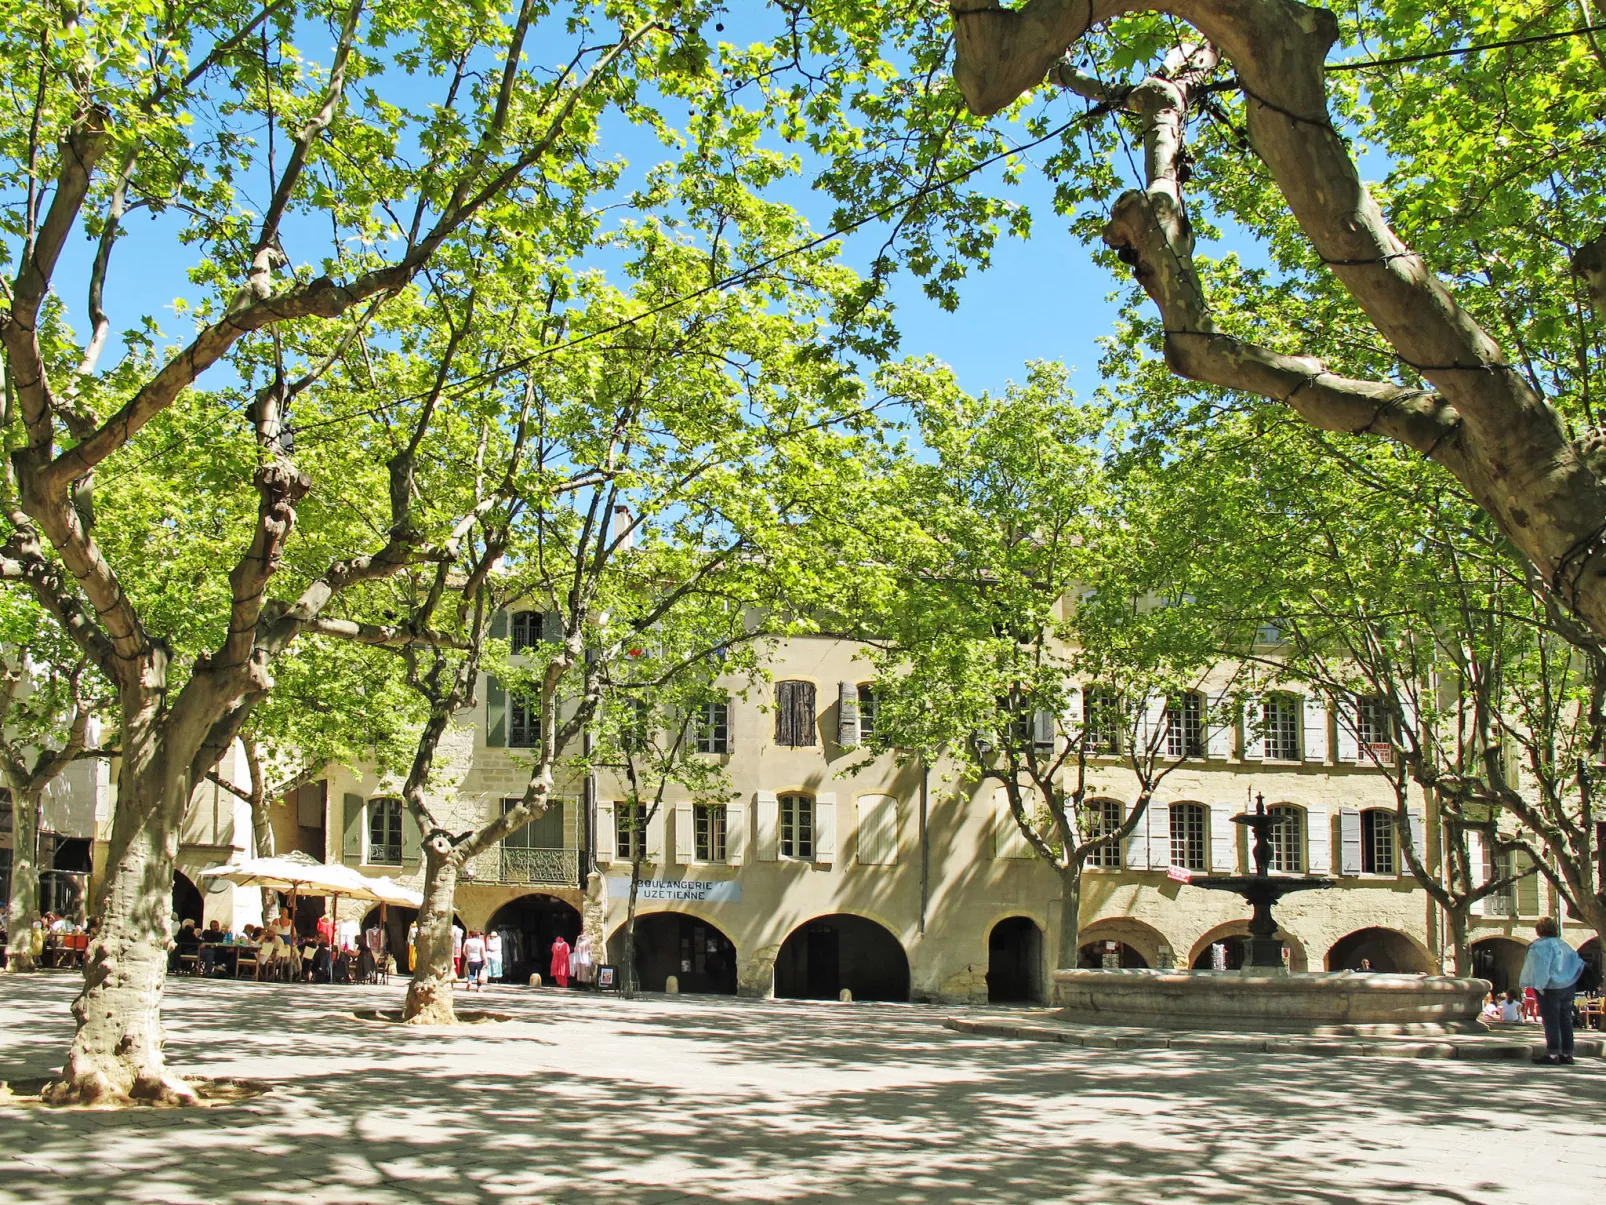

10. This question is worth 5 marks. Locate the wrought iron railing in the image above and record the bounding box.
[498,846,580,886]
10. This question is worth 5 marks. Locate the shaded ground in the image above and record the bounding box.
[0,973,1598,1204]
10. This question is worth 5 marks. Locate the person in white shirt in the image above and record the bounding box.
[1499,992,1522,1023]
[462,930,487,992]
[485,930,504,982]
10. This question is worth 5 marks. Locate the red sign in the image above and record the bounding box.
[1167,865,1193,883]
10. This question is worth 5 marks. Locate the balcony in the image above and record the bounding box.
[495,846,580,887]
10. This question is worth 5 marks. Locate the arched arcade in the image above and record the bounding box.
[608,913,738,994]
[488,893,581,983]
[775,913,909,1002]
[1326,927,1433,973]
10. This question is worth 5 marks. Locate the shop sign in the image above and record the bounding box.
[606,877,742,903]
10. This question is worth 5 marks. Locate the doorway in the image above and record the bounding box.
[987,916,1044,1002]
[775,914,909,1002]
[487,894,582,983]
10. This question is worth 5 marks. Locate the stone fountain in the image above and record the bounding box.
[1052,795,1490,1035]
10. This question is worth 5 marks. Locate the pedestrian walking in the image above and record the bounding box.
[550,934,571,989]
[1519,917,1586,1065]
[462,930,487,993]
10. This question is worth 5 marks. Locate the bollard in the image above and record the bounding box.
[528,973,542,988]
[665,975,679,994]
[838,988,853,1003]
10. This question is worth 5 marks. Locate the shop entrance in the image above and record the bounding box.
[775,914,909,1002]
[611,914,737,994]
[987,916,1045,1002]
[487,894,581,983]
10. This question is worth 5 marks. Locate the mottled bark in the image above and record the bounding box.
[402,844,460,1024]
[1445,907,1471,978]
[1056,862,1084,971]
[4,787,42,973]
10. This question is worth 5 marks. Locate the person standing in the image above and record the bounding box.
[1519,917,1586,1065]
[451,920,465,979]
[462,930,487,993]
[485,929,504,983]
[550,934,571,989]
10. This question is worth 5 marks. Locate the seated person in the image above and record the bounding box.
[1480,992,1501,1021]
[1500,991,1522,1023]
[197,919,228,974]
[171,919,201,972]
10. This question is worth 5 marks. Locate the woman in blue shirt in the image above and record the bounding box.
[1519,917,1586,1065]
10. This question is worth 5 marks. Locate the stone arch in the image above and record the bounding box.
[1470,935,1528,996]
[1325,926,1433,973]
[1077,916,1169,969]
[1188,921,1309,972]
[608,911,738,994]
[775,912,909,1001]
[987,915,1045,1003]
[171,871,204,928]
[487,893,582,983]
[1578,937,1602,992]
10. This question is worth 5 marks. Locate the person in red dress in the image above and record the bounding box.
[550,935,571,988]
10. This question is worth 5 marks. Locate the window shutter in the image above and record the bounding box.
[1147,802,1172,870]
[1209,804,1234,872]
[814,793,837,864]
[1338,808,1363,875]
[1406,808,1425,876]
[725,797,746,865]
[490,610,508,642]
[1205,692,1233,759]
[401,804,421,866]
[1062,686,1080,744]
[837,681,859,748]
[1466,828,1486,914]
[594,801,615,866]
[755,791,779,861]
[541,610,563,645]
[1306,804,1331,873]
[645,805,665,863]
[856,794,897,866]
[992,788,1032,859]
[797,682,817,746]
[1138,695,1166,754]
[1123,804,1149,869]
[1397,694,1419,750]
[1032,708,1056,751]
[673,802,695,864]
[1515,851,1541,916]
[1241,696,1264,760]
[1302,696,1329,763]
[342,793,365,865]
[486,676,506,748]
[1335,700,1361,762]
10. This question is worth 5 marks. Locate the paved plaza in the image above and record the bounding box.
[0,975,1599,1204]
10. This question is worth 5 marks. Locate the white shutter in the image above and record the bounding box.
[1062,686,1081,747]
[673,802,695,864]
[595,801,615,866]
[755,791,779,861]
[1242,695,1264,760]
[725,796,746,865]
[1466,828,1486,914]
[993,788,1032,859]
[837,682,859,748]
[1302,696,1329,763]
[1335,700,1361,762]
[1147,801,1172,870]
[1407,808,1425,877]
[1123,804,1149,869]
[1208,803,1234,872]
[856,794,898,866]
[1032,708,1056,751]
[1398,693,1419,750]
[1206,691,1232,759]
[814,792,837,864]
[1140,695,1167,755]
[1306,804,1331,873]
[1338,807,1362,875]
[645,805,665,863]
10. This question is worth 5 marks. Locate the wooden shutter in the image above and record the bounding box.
[1208,803,1234,872]
[1032,708,1056,751]
[1147,802,1173,870]
[1136,695,1165,754]
[837,681,859,748]
[1515,851,1541,916]
[755,791,779,861]
[486,676,506,747]
[541,610,563,644]
[673,802,695,864]
[1338,807,1363,875]
[1335,700,1361,762]
[992,788,1032,859]
[725,797,746,865]
[645,805,665,863]
[1206,691,1233,758]
[342,792,365,865]
[1466,828,1486,914]
[856,794,897,866]
[796,682,817,746]
[490,610,508,641]
[1306,804,1331,873]
[774,682,793,745]
[401,804,421,866]
[594,801,615,866]
[1302,696,1329,763]
[814,792,837,864]
[1241,695,1264,760]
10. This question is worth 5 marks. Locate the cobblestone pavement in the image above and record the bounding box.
[0,973,1600,1205]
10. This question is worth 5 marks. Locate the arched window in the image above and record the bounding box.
[1262,694,1300,760]
[1084,799,1123,869]
[1267,805,1304,873]
[1360,808,1395,874]
[368,797,403,866]
[1170,802,1208,872]
[779,792,814,858]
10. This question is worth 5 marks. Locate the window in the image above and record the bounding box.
[1355,695,1391,746]
[0,787,11,834]
[774,680,817,747]
[509,693,540,748]
[511,611,537,652]
[856,684,878,741]
[779,792,814,858]
[1360,808,1395,874]
[1084,799,1124,869]
[615,802,644,860]
[620,699,651,754]
[1262,695,1300,760]
[1082,687,1119,753]
[695,699,730,754]
[1170,802,1208,871]
[695,804,727,862]
[368,797,403,865]
[1165,693,1204,758]
[1267,805,1304,873]
[502,797,564,850]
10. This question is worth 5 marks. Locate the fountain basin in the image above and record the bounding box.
[1053,969,1491,1035]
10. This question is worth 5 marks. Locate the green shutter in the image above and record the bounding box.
[491,610,508,641]
[401,804,421,865]
[487,676,506,747]
[342,793,364,865]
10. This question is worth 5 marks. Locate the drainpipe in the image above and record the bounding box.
[919,756,929,935]
[582,724,595,889]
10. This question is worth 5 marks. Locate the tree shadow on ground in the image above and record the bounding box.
[0,975,1597,1205]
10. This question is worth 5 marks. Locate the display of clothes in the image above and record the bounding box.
[338,919,360,951]
[571,933,595,985]
[364,924,385,954]
[407,923,418,971]
[550,935,571,988]
[495,926,525,978]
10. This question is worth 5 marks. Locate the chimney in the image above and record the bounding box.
[613,505,633,549]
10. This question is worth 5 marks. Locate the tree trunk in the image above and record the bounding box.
[4,787,42,974]
[249,790,276,921]
[41,753,194,1107]
[1056,862,1084,971]
[402,844,460,1024]
[621,854,644,997]
[1445,905,1472,977]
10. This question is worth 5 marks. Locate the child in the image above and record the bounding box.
[1500,991,1522,1023]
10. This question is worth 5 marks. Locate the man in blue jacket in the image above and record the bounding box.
[1519,917,1586,1065]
